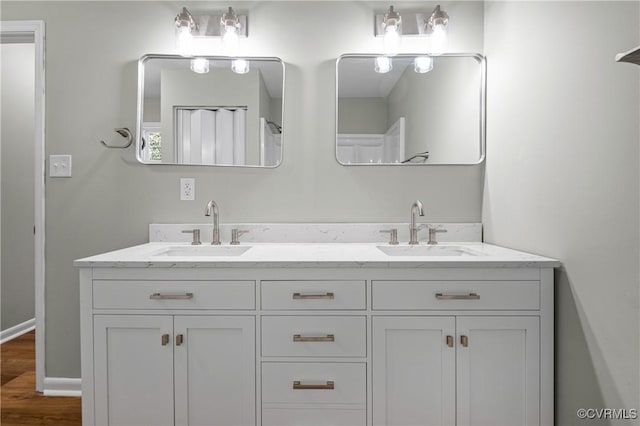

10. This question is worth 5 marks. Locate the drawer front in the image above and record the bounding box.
[262,316,366,357]
[262,362,366,405]
[262,408,366,426]
[373,280,540,310]
[261,280,366,310]
[93,280,255,310]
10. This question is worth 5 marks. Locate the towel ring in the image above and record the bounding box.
[100,128,133,149]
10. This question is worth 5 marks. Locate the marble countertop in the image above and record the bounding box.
[74,242,560,269]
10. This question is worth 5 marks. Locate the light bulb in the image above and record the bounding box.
[190,58,209,74]
[430,24,447,55]
[374,56,392,74]
[176,26,193,56]
[414,56,433,73]
[383,25,401,55]
[222,26,239,56]
[231,59,250,74]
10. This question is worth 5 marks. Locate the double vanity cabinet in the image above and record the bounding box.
[77,239,557,426]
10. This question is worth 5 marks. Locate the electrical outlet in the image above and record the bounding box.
[180,178,195,201]
[49,155,72,177]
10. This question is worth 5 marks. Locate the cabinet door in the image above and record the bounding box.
[174,316,256,426]
[94,315,174,426]
[456,316,540,426]
[372,316,456,426]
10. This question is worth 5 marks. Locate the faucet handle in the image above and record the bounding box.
[230,229,249,245]
[380,229,399,245]
[427,227,447,245]
[182,229,201,245]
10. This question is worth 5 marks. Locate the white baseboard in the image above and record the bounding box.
[43,377,82,397]
[0,318,35,344]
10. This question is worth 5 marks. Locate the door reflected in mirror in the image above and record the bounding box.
[137,55,284,167]
[336,54,485,165]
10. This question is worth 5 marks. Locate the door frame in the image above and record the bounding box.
[1,20,46,392]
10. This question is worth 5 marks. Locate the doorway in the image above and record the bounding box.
[0,20,45,392]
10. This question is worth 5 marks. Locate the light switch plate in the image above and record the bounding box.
[49,155,72,177]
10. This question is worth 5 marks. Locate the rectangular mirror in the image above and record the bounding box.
[336,53,485,165]
[137,54,284,167]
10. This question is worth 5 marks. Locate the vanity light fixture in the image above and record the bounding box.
[190,58,210,74]
[381,5,401,55]
[375,56,392,73]
[425,5,449,55]
[173,6,248,58]
[375,4,450,55]
[221,7,241,56]
[175,7,197,56]
[414,56,433,73]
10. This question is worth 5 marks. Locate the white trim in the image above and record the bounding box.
[1,20,46,393]
[0,318,35,344]
[43,377,82,397]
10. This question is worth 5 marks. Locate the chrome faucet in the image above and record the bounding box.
[409,200,425,245]
[204,200,221,245]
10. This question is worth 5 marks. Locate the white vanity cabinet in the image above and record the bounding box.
[79,262,554,426]
[371,277,548,426]
[260,279,368,426]
[372,316,540,426]
[81,271,256,426]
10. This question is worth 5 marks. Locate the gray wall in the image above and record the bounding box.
[1,42,35,332]
[0,1,484,377]
[387,57,480,163]
[483,2,639,424]
[337,97,388,134]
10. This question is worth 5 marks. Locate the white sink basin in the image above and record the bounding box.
[376,245,481,257]
[154,245,252,257]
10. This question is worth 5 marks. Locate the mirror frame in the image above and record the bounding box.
[136,54,286,168]
[335,53,486,166]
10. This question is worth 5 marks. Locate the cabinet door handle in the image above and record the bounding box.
[460,335,469,347]
[176,334,184,346]
[150,293,194,300]
[293,334,335,342]
[161,334,170,346]
[435,293,480,300]
[446,335,454,347]
[293,381,335,390]
[292,292,334,300]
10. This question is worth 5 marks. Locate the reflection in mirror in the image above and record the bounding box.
[336,54,485,165]
[137,55,284,167]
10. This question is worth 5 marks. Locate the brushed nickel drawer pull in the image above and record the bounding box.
[461,335,469,347]
[293,381,335,390]
[176,334,184,346]
[161,334,170,346]
[446,335,454,347]
[292,292,335,300]
[435,293,480,300]
[293,334,335,342]
[150,293,194,300]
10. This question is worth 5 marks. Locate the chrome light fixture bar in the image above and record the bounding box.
[375,4,449,54]
[174,6,248,56]
[175,6,249,74]
[175,6,247,39]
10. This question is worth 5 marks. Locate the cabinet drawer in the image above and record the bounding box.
[93,280,255,310]
[372,281,540,310]
[262,408,366,426]
[262,362,366,405]
[261,280,366,310]
[262,316,366,357]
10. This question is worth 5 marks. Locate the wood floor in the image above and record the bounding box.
[1,331,81,426]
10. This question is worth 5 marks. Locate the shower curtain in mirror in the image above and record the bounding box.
[176,107,246,165]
